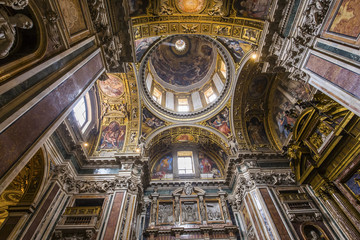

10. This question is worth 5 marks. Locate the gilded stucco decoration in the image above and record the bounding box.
[93,65,139,155]
[0,149,44,226]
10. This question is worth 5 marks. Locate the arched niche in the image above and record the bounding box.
[0,148,45,233]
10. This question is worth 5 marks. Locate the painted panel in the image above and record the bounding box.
[198,152,221,179]
[98,74,125,98]
[151,154,173,180]
[206,107,231,136]
[141,108,165,137]
[217,37,252,63]
[234,0,272,19]
[58,0,87,36]
[97,122,126,150]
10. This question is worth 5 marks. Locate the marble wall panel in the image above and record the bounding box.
[103,192,124,240]
[0,53,103,178]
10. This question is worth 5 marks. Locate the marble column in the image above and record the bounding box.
[325,183,360,233]
[317,189,360,239]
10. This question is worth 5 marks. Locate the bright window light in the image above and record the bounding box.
[73,97,87,127]
[178,98,189,112]
[204,87,216,104]
[178,151,193,174]
[152,87,162,104]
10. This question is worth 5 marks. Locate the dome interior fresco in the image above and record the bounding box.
[150,35,216,90]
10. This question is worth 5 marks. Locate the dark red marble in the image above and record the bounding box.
[23,184,60,240]
[0,53,103,178]
[104,192,124,240]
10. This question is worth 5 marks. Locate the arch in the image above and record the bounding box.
[0,148,45,228]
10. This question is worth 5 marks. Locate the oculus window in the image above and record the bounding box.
[177,151,194,174]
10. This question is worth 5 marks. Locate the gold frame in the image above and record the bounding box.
[204,199,224,223]
[180,199,201,224]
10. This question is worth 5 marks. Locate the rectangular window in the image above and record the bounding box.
[178,98,189,112]
[152,87,162,104]
[204,87,216,104]
[73,97,87,127]
[178,151,194,174]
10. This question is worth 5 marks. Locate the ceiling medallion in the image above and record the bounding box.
[175,0,207,14]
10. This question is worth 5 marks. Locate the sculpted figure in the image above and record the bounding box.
[0,9,33,59]
[0,0,28,10]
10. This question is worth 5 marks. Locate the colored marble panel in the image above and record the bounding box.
[0,53,103,178]
[329,0,360,38]
[260,188,291,240]
[207,107,231,136]
[22,184,60,240]
[104,192,124,240]
[305,54,360,98]
[58,0,87,35]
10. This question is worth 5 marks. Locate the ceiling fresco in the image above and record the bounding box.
[234,0,272,19]
[175,0,208,14]
[217,37,252,63]
[98,74,125,98]
[135,36,160,62]
[150,35,215,88]
[206,107,231,137]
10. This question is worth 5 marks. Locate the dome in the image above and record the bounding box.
[139,35,233,121]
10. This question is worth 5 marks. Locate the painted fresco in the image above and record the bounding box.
[273,79,312,144]
[58,0,87,35]
[151,36,214,87]
[97,121,126,150]
[98,74,125,98]
[329,0,360,38]
[198,152,221,178]
[152,155,173,179]
[217,37,252,63]
[175,0,207,13]
[207,107,231,136]
[247,117,268,145]
[301,224,328,239]
[142,108,165,137]
[248,75,268,98]
[135,37,160,62]
[234,0,272,19]
[128,0,148,16]
[345,170,360,198]
[175,134,195,142]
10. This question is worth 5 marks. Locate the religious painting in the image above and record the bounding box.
[181,201,200,223]
[97,121,126,150]
[98,74,125,98]
[301,224,329,240]
[234,0,272,19]
[345,169,360,200]
[205,201,223,222]
[157,202,174,224]
[272,78,312,144]
[207,107,231,136]
[246,117,269,145]
[152,155,173,180]
[151,36,215,87]
[329,0,360,38]
[175,134,195,142]
[135,37,160,62]
[248,75,268,98]
[198,152,221,178]
[57,0,87,35]
[128,0,148,16]
[217,37,252,63]
[175,0,207,14]
[142,108,165,137]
